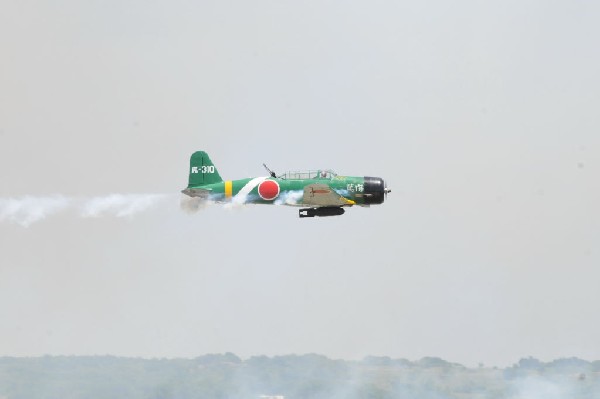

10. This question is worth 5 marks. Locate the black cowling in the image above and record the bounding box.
[363,176,386,205]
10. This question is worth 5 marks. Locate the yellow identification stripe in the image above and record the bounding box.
[224,180,233,199]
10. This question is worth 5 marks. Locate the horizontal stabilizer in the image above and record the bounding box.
[181,187,212,198]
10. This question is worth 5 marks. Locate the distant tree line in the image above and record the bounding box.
[0,354,598,399]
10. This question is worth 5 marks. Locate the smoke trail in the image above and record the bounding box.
[179,194,214,214]
[223,193,255,210]
[274,190,303,206]
[80,194,170,218]
[0,195,71,227]
[1,189,312,225]
[187,189,305,211]
[0,194,174,226]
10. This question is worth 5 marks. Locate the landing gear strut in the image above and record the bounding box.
[299,207,345,218]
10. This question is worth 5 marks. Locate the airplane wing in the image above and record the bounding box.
[302,184,355,207]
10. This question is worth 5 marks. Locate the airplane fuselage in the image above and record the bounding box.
[181,151,389,217]
[182,174,386,207]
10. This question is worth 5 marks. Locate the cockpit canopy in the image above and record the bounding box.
[279,169,337,180]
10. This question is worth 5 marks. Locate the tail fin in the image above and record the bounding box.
[187,151,223,187]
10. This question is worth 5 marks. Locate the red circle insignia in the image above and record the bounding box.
[258,180,280,200]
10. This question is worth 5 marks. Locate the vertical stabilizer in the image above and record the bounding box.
[188,151,223,187]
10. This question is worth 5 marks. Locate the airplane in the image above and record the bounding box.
[181,151,390,218]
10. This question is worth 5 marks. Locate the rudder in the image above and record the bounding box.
[187,151,223,187]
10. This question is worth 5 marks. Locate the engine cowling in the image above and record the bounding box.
[363,176,387,205]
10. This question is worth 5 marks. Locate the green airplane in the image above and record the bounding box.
[181,151,390,218]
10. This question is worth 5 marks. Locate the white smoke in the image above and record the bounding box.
[224,190,303,210]
[80,194,170,218]
[1,189,308,226]
[190,189,304,211]
[509,377,571,399]
[0,194,174,227]
[225,192,254,209]
[274,190,303,206]
[229,194,247,207]
[0,195,71,227]
[179,194,215,214]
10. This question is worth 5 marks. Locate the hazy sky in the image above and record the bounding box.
[1,0,599,367]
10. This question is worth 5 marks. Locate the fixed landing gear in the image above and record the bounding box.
[299,207,345,218]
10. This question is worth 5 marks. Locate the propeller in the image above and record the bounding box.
[263,163,277,178]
